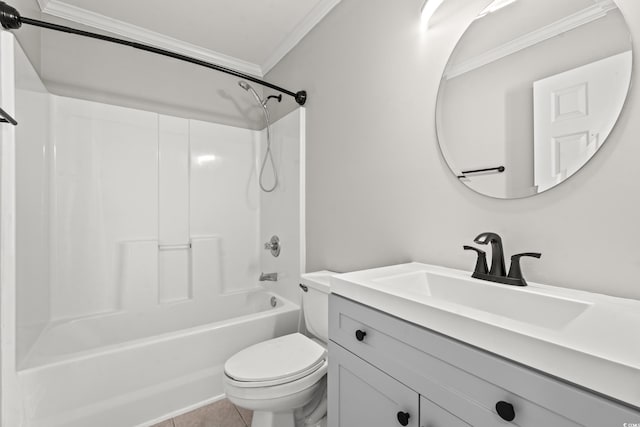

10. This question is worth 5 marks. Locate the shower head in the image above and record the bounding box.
[238,80,282,107]
[238,80,264,106]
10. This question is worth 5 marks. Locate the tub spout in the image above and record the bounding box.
[260,272,278,282]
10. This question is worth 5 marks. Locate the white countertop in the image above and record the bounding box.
[331,262,640,408]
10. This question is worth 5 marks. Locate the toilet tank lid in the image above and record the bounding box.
[225,333,326,383]
[301,270,339,293]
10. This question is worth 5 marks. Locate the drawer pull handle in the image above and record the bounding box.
[396,411,410,426]
[496,401,516,422]
[355,329,367,341]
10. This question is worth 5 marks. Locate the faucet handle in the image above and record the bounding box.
[507,252,541,286]
[463,245,488,276]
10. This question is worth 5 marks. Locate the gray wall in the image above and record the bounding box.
[266,0,640,300]
[38,28,266,129]
[8,0,43,72]
[9,0,266,129]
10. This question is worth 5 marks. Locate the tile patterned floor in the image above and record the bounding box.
[152,399,253,427]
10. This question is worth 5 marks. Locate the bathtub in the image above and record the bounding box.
[16,290,300,427]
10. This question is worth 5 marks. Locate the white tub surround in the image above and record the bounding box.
[48,96,263,321]
[332,262,640,408]
[14,34,52,366]
[4,36,306,427]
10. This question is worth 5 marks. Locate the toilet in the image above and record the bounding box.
[223,271,336,427]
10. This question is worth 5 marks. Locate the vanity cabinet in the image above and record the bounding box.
[328,294,640,427]
[328,342,467,427]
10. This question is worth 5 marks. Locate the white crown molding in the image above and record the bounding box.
[444,1,618,80]
[40,0,264,77]
[261,0,342,74]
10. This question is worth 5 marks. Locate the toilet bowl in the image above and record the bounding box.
[223,271,336,427]
[224,333,327,427]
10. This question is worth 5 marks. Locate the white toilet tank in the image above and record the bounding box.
[300,271,337,344]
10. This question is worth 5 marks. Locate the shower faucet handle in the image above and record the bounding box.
[264,235,281,257]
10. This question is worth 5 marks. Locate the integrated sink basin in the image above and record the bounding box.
[331,262,640,408]
[372,271,591,330]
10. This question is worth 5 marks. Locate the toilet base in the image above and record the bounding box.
[224,360,328,427]
[251,410,295,427]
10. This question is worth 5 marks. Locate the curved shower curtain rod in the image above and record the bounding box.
[0,1,308,106]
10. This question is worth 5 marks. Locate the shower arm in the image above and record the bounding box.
[0,2,308,106]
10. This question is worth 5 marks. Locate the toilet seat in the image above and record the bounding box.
[224,333,327,388]
[224,359,328,402]
[226,358,326,388]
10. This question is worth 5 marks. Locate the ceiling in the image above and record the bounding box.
[37,0,342,76]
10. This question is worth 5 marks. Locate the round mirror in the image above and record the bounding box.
[436,0,633,199]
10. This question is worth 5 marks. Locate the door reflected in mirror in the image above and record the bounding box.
[436,0,633,199]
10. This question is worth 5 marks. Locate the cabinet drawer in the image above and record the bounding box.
[330,294,640,426]
[328,341,419,427]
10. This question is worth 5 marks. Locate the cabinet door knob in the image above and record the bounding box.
[495,401,516,421]
[355,329,367,341]
[396,411,410,426]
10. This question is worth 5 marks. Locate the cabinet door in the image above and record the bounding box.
[420,396,470,427]
[328,341,419,427]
